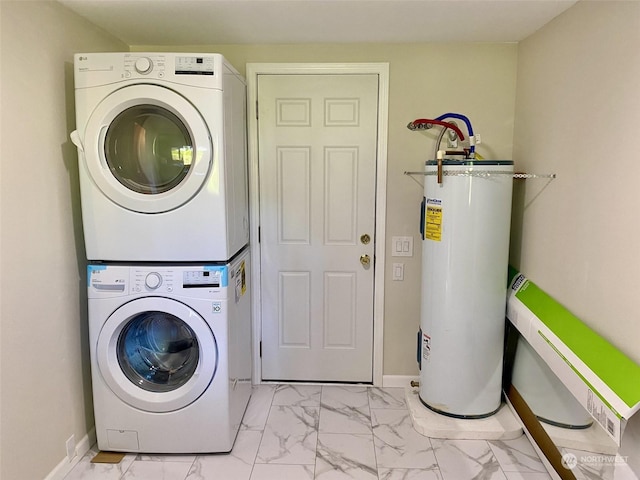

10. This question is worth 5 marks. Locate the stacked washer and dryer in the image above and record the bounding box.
[71,52,252,453]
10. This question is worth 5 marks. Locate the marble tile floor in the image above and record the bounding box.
[63,384,620,480]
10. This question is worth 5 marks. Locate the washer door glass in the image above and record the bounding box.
[118,311,199,392]
[105,106,193,195]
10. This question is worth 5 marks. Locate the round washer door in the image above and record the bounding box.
[83,84,212,213]
[97,297,217,413]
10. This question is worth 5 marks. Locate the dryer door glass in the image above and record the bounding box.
[117,311,200,392]
[105,106,193,195]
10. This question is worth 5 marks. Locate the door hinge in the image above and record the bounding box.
[256,100,259,120]
[258,226,261,243]
[259,341,262,358]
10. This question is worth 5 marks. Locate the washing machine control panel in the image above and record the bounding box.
[131,267,226,293]
[183,270,223,288]
[132,269,174,293]
[88,265,228,298]
[144,272,163,290]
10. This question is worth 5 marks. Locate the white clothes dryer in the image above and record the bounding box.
[72,52,248,262]
[87,249,252,453]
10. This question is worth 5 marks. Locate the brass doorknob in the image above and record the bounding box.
[360,254,371,267]
[360,234,371,245]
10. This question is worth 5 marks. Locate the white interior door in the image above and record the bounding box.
[258,74,379,382]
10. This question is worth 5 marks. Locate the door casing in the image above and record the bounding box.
[246,62,389,386]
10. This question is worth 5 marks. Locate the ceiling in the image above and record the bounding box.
[58,0,579,46]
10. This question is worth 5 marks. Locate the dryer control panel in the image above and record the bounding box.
[123,54,167,78]
[175,56,216,75]
[73,52,226,89]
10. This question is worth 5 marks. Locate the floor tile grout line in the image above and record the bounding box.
[427,436,444,480]
[366,388,383,479]
[487,438,549,476]
[119,453,135,480]
[487,440,514,477]
[313,385,323,479]
[186,456,197,480]
[314,387,321,479]
[247,384,273,480]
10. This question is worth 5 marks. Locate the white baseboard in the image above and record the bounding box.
[44,428,96,480]
[382,374,419,388]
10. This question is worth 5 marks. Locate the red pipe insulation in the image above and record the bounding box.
[408,119,465,141]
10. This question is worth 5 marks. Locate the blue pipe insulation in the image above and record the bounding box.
[435,112,473,136]
[435,113,475,155]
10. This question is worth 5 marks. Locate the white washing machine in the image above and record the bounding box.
[87,249,252,453]
[71,52,248,262]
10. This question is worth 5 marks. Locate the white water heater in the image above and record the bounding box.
[419,160,513,418]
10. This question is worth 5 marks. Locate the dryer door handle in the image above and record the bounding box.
[97,125,109,169]
[70,130,84,152]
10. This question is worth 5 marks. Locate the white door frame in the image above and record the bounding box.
[246,63,388,387]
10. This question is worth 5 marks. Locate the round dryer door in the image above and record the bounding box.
[83,84,212,213]
[97,297,218,413]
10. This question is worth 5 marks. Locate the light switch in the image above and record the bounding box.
[391,236,413,257]
[392,263,404,281]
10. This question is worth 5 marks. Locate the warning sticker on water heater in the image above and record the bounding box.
[422,332,432,362]
[425,198,442,241]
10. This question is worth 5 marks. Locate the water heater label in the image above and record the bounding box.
[422,333,431,362]
[425,198,443,241]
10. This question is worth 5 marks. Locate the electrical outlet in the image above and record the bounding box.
[66,434,76,461]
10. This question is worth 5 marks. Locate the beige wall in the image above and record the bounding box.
[0,2,127,479]
[133,42,519,376]
[513,1,640,471]
[513,1,640,365]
